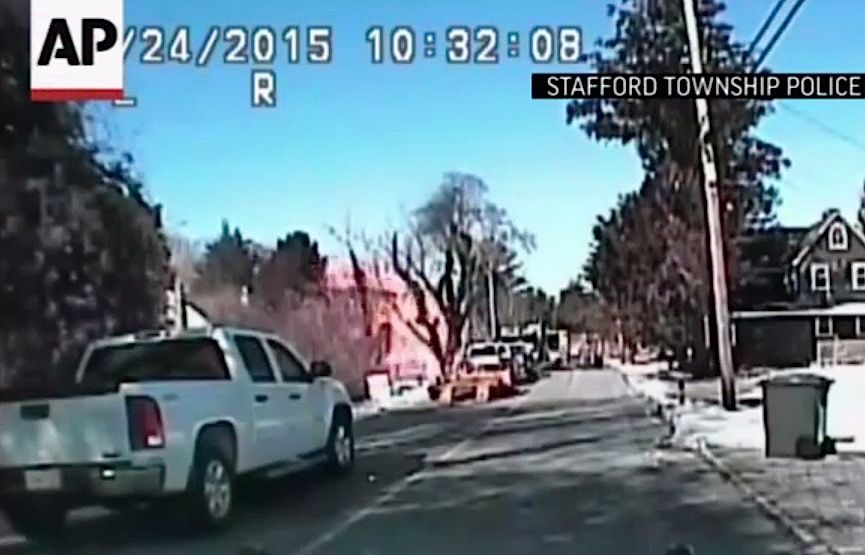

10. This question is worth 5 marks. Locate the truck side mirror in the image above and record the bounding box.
[311,361,332,378]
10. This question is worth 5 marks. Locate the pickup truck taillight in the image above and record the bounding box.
[125,396,165,450]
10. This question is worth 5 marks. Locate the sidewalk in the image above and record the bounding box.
[708,446,865,554]
[615,360,865,554]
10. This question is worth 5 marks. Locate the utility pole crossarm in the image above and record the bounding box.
[681,0,737,410]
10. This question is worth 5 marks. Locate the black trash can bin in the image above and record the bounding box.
[761,373,833,459]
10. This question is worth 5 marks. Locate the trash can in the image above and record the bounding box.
[761,373,833,459]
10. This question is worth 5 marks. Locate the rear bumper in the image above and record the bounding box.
[0,462,165,501]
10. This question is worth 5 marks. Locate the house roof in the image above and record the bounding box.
[789,209,865,268]
[184,300,209,321]
[737,226,809,268]
[734,210,865,312]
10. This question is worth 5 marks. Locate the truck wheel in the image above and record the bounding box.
[3,498,67,541]
[326,408,354,474]
[187,438,235,528]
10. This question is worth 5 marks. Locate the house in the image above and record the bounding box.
[325,258,445,387]
[164,287,211,329]
[733,209,865,368]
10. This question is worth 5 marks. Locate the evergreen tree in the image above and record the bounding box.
[0,6,169,386]
[571,0,787,362]
[194,220,257,295]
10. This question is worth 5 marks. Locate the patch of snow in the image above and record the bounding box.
[382,384,433,410]
[616,360,865,453]
[615,360,668,379]
[353,383,433,419]
[673,364,865,452]
[353,400,384,420]
[614,360,675,405]
[674,404,765,450]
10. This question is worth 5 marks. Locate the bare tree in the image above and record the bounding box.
[342,173,532,379]
[388,220,478,379]
[167,233,202,287]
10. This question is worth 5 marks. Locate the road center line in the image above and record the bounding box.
[293,391,535,555]
[291,474,413,555]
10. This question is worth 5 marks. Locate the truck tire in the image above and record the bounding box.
[326,407,354,474]
[186,437,235,528]
[2,498,67,541]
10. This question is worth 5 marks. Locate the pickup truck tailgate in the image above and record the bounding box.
[0,394,130,467]
[469,355,502,368]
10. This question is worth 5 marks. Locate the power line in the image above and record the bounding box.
[778,103,865,155]
[745,1,865,175]
[747,0,788,62]
[753,0,807,70]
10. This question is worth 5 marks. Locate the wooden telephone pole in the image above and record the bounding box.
[681,0,737,410]
[487,269,498,339]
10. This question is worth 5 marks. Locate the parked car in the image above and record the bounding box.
[498,341,538,383]
[464,341,539,386]
[464,342,503,369]
[0,326,354,539]
[463,342,513,388]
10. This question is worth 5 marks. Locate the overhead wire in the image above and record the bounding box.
[747,0,789,63]
[752,0,807,71]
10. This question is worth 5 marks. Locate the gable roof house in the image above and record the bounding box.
[732,209,865,368]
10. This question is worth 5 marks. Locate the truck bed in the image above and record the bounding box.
[0,390,130,467]
[0,383,119,403]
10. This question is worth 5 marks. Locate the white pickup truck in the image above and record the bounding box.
[0,326,354,539]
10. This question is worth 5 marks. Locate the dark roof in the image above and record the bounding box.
[731,210,865,311]
[737,226,810,268]
[732,226,810,311]
[789,209,841,268]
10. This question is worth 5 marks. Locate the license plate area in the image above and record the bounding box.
[20,404,50,419]
[24,469,61,491]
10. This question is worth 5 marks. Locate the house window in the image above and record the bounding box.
[816,316,833,338]
[852,262,865,291]
[828,222,848,251]
[857,317,865,337]
[810,263,830,292]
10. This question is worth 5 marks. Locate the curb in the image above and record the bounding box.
[692,439,840,555]
[615,363,840,554]
[613,366,676,427]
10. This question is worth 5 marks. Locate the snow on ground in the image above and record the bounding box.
[674,403,765,450]
[354,384,434,419]
[616,361,865,453]
[614,361,671,405]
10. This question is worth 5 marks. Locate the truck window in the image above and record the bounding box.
[234,336,276,383]
[468,345,497,357]
[266,340,309,382]
[80,338,229,386]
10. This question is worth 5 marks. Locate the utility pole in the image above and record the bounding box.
[487,269,497,339]
[681,0,737,410]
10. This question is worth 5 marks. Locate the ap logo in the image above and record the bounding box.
[30,0,124,101]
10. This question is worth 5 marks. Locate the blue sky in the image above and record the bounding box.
[108,0,865,294]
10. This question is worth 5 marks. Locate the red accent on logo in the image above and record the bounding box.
[31,88,124,101]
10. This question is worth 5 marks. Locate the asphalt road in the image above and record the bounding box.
[3,369,798,555]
